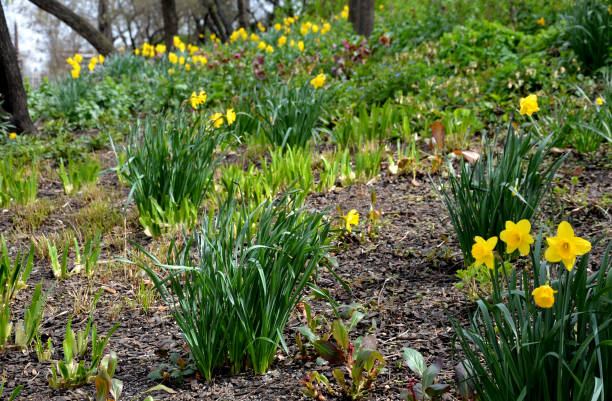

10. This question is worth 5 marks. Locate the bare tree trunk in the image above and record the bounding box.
[213,0,233,38]
[28,0,115,55]
[349,0,374,37]
[0,3,37,134]
[98,0,112,41]
[237,0,249,28]
[348,0,358,25]
[161,0,178,49]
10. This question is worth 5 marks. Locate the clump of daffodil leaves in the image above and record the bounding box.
[451,219,612,401]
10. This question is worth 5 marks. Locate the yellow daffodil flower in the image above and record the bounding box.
[119,46,125,51]
[274,23,282,31]
[278,36,287,47]
[532,284,557,308]
[210,112,224,128]
[596,97,604,105]
[71,69,80,79]
[471,236,498,269]
[536,17,545,26]
[168,52,178,64]
[298,40,304,52]
[544,221,591,271]
[500,219,534,256]
[265,45,274,53]
[519,94,540,116]
[343,209,359,233]
[9,132,16,139]
[310,73,326,89]
[226,108,236,126]
[258,41,267,51]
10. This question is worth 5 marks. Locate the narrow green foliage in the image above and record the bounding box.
[256,83,329,149]
[47,239,70,279]
[562,0,612,73]
[49,298,119,389]
[74,231,102,276]
[0,235,34,305]
[117,111,224,237]
[434,126,565,264]
[134,187,333,381]
[450,236,612,401]
[0,380,22,401]
[56,157,101,195]
[35,331,53,362]
[0,158,38,207]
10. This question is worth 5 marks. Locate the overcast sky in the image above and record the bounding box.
[4,0,47,81]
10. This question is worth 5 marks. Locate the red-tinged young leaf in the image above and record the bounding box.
[95,375,110,401]
[332,368,346,390]
[331,320,349,351]
[425,383,450,397]
[431,121,445,151]
[314,340,346,364]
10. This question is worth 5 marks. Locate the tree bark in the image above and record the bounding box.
[348,0,358,25]
[161,0,178,49]
[98,0,112,41]
[28,0,115,55]
[350,0,374,37]
[213,0,233,38]
[0,3,37,134]
[237,0,249,29]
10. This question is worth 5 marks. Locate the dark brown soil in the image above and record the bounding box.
[1,147,610,401]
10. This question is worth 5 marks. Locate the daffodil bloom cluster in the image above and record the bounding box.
[87,54,104,71]
[173,36,186,52]
[230,28,248,43]
[8,132,16,139]
[66,53,83,78]
[209,109,236,128]
[340,5,349,19]
[155,43,166,54]
[471,220,591,309]
[189,90,207,110]
[187,44,199,54]
[141,42,156,57]
[310,73,326,89]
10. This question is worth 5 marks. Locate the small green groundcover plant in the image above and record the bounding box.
[129,186,334,381]
[451,219,612,401]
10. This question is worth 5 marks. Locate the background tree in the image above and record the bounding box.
[349,0,374,37]
[27,0,115,55]
[161,0,178,48]
[0,2,36,133]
